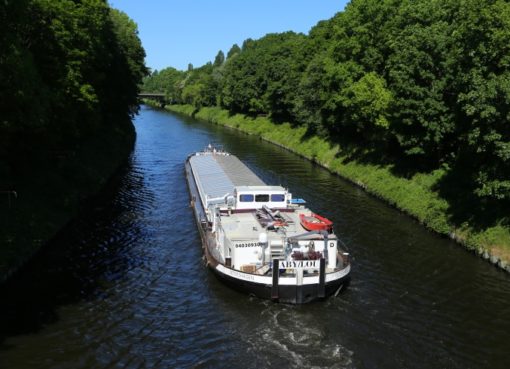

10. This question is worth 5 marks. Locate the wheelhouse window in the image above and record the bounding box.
[239,194,254,202]
[255,194,270,202]
[271,194,285,202]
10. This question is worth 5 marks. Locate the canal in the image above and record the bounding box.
[1,105,509,369]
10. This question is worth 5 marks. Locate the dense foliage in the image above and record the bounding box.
[143,0,510,221]
[0,0,147,278]
[0,0,147,140]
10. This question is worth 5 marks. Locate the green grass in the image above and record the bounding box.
[164,103,197,116]
[167,104,510,270]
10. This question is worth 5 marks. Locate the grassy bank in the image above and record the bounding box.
[167,104,510,272]
[0,122,135,283]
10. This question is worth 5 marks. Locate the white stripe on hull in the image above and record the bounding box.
[215,264,350,286]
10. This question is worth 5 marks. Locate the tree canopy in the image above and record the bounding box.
[142,0,510,206]
[0,0,147,140]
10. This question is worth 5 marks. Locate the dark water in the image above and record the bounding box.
[1,105,510,369]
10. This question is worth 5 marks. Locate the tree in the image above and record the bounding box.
[109,8,148,117]
[0,0,147,138]
[227,44,241,59]
[448,0,510,201]
[386,2,456,164]
[342,72,392,139]
[142,67,185,102]
[221,32,307,119]
[213,50,225,67]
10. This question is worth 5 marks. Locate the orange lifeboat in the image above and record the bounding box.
[299,212,333,232]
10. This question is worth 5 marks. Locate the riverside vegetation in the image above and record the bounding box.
[0,0,147,281]
[142,0,510,270]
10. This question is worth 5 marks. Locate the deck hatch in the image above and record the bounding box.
[214,155,265,186]
[189,155,235,203]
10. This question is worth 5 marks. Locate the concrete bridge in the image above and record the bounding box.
[138,92,166,107]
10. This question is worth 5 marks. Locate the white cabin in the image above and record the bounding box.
[234,185,291,210]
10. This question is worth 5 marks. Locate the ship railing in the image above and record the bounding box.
[286,230,338,269]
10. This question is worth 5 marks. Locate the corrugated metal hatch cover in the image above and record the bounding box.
[189,153,265,201]
[215,155,265,186]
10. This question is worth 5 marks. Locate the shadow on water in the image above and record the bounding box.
[0,159,150,345]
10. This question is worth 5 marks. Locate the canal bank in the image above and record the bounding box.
[164,103,510,272]
[0,122,135,284]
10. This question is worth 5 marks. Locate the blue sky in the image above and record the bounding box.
[109,0,349,72]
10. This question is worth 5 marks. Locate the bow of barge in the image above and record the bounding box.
[185,145,350,304]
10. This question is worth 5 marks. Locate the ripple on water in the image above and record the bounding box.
[1,106,510,369]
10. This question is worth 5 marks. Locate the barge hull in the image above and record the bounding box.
[185,150,351,304]
[210,266,350,304]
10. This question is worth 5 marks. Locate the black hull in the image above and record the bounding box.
[210,265,350,304]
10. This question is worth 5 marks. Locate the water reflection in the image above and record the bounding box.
[0,161,149,341]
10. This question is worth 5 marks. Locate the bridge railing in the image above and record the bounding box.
[138,93,167,106]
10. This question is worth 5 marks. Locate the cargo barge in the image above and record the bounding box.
[185,145,350,304]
